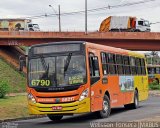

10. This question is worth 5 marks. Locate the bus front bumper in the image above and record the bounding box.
[28,98,90,115]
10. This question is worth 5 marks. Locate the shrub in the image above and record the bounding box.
[152,79,159,85]
[0,81,10,98]
[149,80,160,90]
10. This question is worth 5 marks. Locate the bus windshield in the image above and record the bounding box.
[28,55,86,87]
[148,66,160,74]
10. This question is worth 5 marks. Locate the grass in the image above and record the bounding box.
[19,46,28,51]
[0,95,29,120]
[0,58,26,93]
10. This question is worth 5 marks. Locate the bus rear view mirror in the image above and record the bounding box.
[19,55,26,72]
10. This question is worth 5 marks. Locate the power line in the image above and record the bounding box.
[150,22,160,25]
[26,0,158,19]
[88,2,160,16]
[20,0,158,19]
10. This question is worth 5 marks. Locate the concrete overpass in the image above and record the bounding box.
[0,31,160,50]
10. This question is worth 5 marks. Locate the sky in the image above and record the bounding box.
[0,0,160,32]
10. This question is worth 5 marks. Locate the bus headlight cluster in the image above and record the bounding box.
[79,88,89,101]
[28,93,36,104]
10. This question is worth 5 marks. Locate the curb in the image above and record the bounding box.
[0,115,46,123]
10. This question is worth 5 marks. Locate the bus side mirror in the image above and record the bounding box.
[19,55,26,72]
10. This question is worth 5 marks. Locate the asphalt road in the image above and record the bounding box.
[1,96,160,128]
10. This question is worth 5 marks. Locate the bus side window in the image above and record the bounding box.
[91,57,100,77]
[154,68,157,74]
[151,68,155,74]
[148,68,151,74]
[135,58,142,75]
[116,54,124,75]
[130,57,136,75]
[123,56,131,75]
[108,53,117,74]
[156,67,159,74]
[89,54,100,85]
[101,52,108,75]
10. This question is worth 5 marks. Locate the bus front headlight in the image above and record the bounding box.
[79,88,89,101]
[28,93,36,104]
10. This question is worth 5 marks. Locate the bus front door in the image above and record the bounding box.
[89,52,103,112]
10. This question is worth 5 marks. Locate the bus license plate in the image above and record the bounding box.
[52,106,62,110]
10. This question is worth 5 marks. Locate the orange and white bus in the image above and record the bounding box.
[22,41,148,121]
[147,64,160,84]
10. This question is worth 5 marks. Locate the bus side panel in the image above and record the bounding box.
[90,82,103,112]
[142,75,149,101]
[134,75,148,101]
[119,76,134,105]
[101,76,135,108]
[123,92,134,105]
[134,76,143,101]
[102,76,122,108]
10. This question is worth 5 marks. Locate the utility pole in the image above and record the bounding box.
[58,5,61,32]
[49,4,61,32]
[85,0,87,34]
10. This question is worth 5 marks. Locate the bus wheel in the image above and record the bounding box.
[97,95,111,118]
[47,115,63,122]
[132,90,139,109]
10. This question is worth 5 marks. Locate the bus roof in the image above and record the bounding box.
[85,42,145,58]
[29,41,145,58]
[30,41,84,48]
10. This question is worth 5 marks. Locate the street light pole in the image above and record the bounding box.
[49,4,61,32]
[85,0,87,34]
[58,5,61,32]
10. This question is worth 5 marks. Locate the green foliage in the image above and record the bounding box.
[0,58,26,93]
[153,79,159,85]
[0,81,10,98]
[149,80,160,90]
[20,46,28,51]
[0,95,29,120]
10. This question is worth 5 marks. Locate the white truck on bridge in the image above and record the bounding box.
[0,19,40,31]
[99,16,151,32]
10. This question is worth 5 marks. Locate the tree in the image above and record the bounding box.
[150,51,158,57]
[149,51,159,64]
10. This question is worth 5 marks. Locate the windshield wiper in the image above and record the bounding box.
[40,56,49,79]
[64,53,72,73]
[45,63,49,77]
[40,55,47,71]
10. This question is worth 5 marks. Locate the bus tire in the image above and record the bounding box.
[97,95,111,118]
[47,115,63,122]
[124,90,139,109]
[132,90,139,109]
